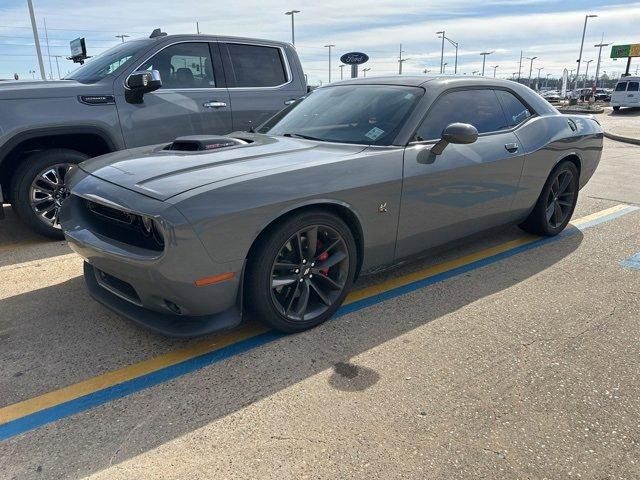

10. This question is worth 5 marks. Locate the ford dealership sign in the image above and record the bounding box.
[340,52,369,65]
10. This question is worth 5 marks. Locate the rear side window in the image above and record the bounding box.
[226,43,288,87]
[628,82,639,92]
[495,90,532,127]
[415,89,509,141]
[615,82,628,91]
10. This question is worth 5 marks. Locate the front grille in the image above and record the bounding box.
[83,200,165,252]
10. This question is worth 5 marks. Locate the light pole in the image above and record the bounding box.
[324,44,335,83]
[363,67,371,77]
[582,59,593,90]
[285,10,300,46]
[27,0,46,80]
[545,73,551,87]
[115,34,129,43]
[438,33,459,74]
[52,55,63,78]
[574,14,597,90]
[472,70,478,76]
[443,62,448,73]
[593,38,611,88]
[491,65,499,78]
[398,44,408,75]
[436,31,445,73]
[339,64,345,80]
[526,56,537,87]
[512,72,517,80]
[480,51,493,76]
[536,67,544,90]
[517,50,523,83]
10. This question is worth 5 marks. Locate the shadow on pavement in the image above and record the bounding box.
[608,106,640,116]
[0,229,584,479]
[0,206,70,269]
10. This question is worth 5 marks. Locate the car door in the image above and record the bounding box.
[396,88,526,259]
[116,41,232,148]
[624,80,640,106]
[220,42,301,132]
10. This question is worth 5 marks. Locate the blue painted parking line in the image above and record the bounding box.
[621,252,640,270]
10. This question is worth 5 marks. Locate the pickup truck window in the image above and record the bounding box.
[226,43,288,88]
[64,40,149,84]
[140,42,216,89]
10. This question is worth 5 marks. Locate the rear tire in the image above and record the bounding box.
[613,106,620,112]
[10,148,88,239]
[246,210,357,333]
[519,160,579,236]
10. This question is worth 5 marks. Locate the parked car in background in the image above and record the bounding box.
[60,76,603,337]
[594,88,612,102]
[542,90,562,102]
[611,77,640,111]
[0,30,306,238]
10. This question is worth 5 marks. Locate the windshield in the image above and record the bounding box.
[64,40,150,84]
[261,85,424,145]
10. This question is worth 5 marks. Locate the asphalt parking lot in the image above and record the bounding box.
[1,136,639,479]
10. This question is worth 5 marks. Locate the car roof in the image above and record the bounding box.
[330,75,528,89]
[130,33,292,47]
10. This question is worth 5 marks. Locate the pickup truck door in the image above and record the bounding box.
[396,88,527,259]
[116,41,232,148]
[219,42,303,132]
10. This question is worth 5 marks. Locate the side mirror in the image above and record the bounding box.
[125,70,162,104]
[431,122,479,155]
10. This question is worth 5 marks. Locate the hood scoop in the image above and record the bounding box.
[165,135,248,152]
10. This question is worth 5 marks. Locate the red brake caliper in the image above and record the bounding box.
[316,240,330,276]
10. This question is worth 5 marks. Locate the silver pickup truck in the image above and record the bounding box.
[0,29,306,238]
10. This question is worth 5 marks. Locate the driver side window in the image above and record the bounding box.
[140,42,216,89]
[414,89,509,141]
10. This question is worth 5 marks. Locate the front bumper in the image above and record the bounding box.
[61,172,244,337]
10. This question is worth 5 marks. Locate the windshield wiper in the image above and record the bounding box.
[282,133,324,141]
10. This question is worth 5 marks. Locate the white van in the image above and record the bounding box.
[611,76,640,111]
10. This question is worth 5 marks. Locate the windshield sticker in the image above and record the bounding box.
[365,126,385,140]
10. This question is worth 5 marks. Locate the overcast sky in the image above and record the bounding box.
[1,0,639,83]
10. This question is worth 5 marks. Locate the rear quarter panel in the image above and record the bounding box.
[511,114,603,217]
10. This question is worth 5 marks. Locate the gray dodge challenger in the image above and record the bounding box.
[60,76,603,337]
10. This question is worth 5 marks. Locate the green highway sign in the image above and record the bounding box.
[611,44,640,58]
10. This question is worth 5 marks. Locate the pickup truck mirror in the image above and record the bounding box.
[125,70,162,104]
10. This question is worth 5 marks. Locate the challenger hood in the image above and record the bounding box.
[79,134,367,201]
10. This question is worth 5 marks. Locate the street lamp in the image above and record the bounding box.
[582,59,593,90]
[436,31,445,73]
[480,51,493,76]
[593,39,611,88]
[363,67,371,77]
[526,56,538,87]
[443,62,448,73]
[437,33,459,74]
[115,34,129,43]
[491,65,499,78]
[339,64,345,80]
[574,14,597,90]
[536,67,544,91]
[285,10,300,46]
[324,44,335,83]
[545,73,551,87]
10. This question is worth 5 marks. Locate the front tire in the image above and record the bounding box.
[246,211,357,333]
[519,160,579,236]
[10,148,89,239]
[613,106,621,112]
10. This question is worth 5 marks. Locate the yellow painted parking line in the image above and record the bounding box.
[0,203,636,434]
[0,324,268,425]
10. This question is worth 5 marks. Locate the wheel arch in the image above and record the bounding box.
[245,200,365,280]
[0,126,118,200]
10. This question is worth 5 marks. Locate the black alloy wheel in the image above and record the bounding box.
[247,211,357,333]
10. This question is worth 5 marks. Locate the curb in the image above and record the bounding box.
[604,131,640,146]
[557,107,605,114]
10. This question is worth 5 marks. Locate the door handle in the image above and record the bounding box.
[284,99,297,105]
[203,101,227,108]
[504,143,519,153]
[567,119,577,131]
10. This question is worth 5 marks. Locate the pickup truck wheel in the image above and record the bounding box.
[10,148,88,239]
[246,211,357,333]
